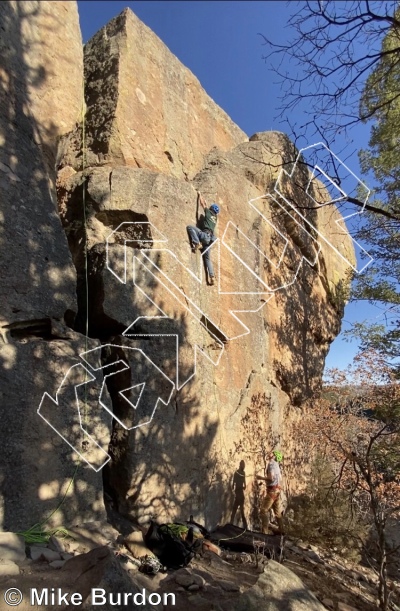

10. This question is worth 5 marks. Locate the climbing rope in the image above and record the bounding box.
[81,71,90,432]
[16,463,79,543]
[216,526,248,547]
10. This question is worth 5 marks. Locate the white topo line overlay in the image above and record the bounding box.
[39,144,372,468]
[273,142,373,273]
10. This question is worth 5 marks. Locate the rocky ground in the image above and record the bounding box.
[0,523,399,611]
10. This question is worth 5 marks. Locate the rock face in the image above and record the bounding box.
[0,0,82,323]
[59,8,247,180]
[57,8,355,528]
[0,1,105,530]
[0,2,355,533]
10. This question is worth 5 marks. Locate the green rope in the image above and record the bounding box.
[16,463,80,543]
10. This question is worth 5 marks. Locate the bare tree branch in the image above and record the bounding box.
[260,1,400,143]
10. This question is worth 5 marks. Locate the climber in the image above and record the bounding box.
[230,460,248,530]
[257,450,285,535]
[186,193,219,286]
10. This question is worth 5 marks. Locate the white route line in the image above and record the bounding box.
[106,208,318,388]
[80,345,175,425]
[273,142,373,273]
[128,261,225,389]
[103,142,372,390]
[39,143,373,465]
[221,203,321,294]
[38,346,175,470]
[119,382,145,409]
[106,221,168,284]
[37,363,111,472]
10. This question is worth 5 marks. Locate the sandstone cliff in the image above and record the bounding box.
[1,3,355,532]
[57,9,355,527]
[59,8,247,180]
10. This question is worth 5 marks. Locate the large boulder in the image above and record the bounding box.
[57,8,356,528]
[234,559,327,611]
[0,547,157,611]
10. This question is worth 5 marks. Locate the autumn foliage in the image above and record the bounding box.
[232,353,400,608]
[297,350,400,610]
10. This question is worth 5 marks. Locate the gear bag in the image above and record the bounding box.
[144,520,201,570]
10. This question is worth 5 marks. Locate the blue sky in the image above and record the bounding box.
[77,1,383,371]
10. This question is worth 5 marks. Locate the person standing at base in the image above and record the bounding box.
[257,450,285,535]
[186,193,219,286]
[230,460,248,530]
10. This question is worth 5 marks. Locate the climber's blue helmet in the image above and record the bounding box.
[210,203,220,215]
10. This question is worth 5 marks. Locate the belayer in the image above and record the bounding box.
[186,193,219,286]
[256,450,285,535]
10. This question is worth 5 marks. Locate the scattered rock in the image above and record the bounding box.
[350,569,366,582]
[321,599,334,609]
[307,549,323,563]
[30,547,46,562]
[175,574,195,588]
[48,535,66,553]
[41,548,62,563]
[0,533,26,563]
[49,560,66,569]
[336,592,351,602]
[330,560,347,572]
[0,561,20,577]
[65,541,87,555]
[219,581,240,592]
[192,574,206,587]
[205,584,223,596]
[188,584,200,592]
[30,547,61,563]
[175,567,192,576]
[187,593,210,608]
